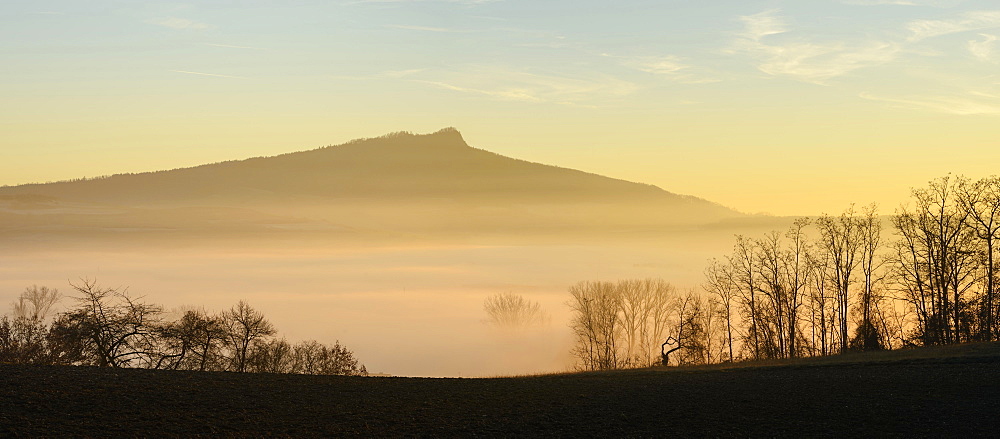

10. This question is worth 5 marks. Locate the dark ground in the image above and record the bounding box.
[2,343,1000,437]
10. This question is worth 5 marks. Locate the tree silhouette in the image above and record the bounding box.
[221,301,276,373]
[52,279,162,368]
[569,279,676,370]
[483,292,548,328]
[957,176,1000,340]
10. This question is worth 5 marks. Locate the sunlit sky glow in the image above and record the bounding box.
[3,0,1000,215]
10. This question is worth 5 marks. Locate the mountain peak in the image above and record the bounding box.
[0,128,740,225]
[408,127,468,147]
[419,127,468,148]
[335,127,469,155]
[430,126,463,139]
[366,127,466,144]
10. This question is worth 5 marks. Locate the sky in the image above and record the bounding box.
[3,0,1000,215]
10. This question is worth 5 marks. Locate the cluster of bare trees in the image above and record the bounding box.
[703,207,888,362]
[891,175,1000,346]
[0,280,366,376]
[483,292,549,328]
[700,174,1000,363]
[567,279,725,370]
[569,174,1000,370]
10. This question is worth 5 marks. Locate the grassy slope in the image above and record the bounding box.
[2,342,999,437]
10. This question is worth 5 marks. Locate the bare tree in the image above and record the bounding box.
[806,247,836,356]
[891,176,979,345]
[1,285,63,365]
[0,315,52,364]
[221,301,276,373]
[731,235,762,360]
[673,290,706,366]
[852,204,886,351]
[754,231,786,358]
[817,206,862,353]
[483,292,548,328]
[957,175,1000,340]
[568,279,675,370]
[784,218,811,358]
[617,279,674,367]
[290,340,367,376]
[52,279,162,368]
[569,281,622,370]
[702,296,729,364]
[248,338,295,374]
[154,308,227,371]
[703,258,737,362]
[12,285,62,322]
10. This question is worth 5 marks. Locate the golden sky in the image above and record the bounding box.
[3,0,1000,215]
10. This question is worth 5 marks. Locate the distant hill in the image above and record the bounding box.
[0,129,742,240]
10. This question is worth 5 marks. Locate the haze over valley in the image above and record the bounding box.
[0,128,787,377]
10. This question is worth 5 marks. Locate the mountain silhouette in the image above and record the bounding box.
[0,128,740,238]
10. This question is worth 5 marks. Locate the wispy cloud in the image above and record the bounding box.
[622,55,687,75]
[611,54,721,84]
[380,69,426,78]
[385,24,468,33]
[842,0,919,5]
[347,0,498,4]
[406,66,637,105]
[732,10,899,84]
[968,33,997,61]
[171,70,247,79]
[758,42,899,84]
[860,92,1000,115]
[516,41,571,49]
[739,10,788,41]
[202,43,266,50]
[841,0,963,5]
[413,80,544,102]
[906,10,1000,41]
[148,17,212,31]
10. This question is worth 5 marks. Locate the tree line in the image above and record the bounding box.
[567,174,1000,370]
[0,280,366,376]
[566,279,724,369]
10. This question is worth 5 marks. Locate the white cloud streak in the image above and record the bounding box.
[732,10,899,84]
[623,55,687,75]
[613,55,720,84]
[386,24,467,33]
[347,0,498,4]
[171,70,247,79]
[842,0,918,5]
[407,66,637,105]
[757,42,899,83]
[413,80,544,102]
[203,43,266,50]
[740,10,789,41]
[968,33,997,61]
[381,69,426,78]
[906,10,1000,41]
[841,0,962,6]
[148,17,212,31]
[860,92,1000,115]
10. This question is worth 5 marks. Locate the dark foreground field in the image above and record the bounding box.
[3,343,1000,437]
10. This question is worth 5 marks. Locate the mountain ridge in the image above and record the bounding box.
[0,129,742,238]
[0,128,734,211]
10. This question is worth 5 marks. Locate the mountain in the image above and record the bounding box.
[0,128,741,240]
